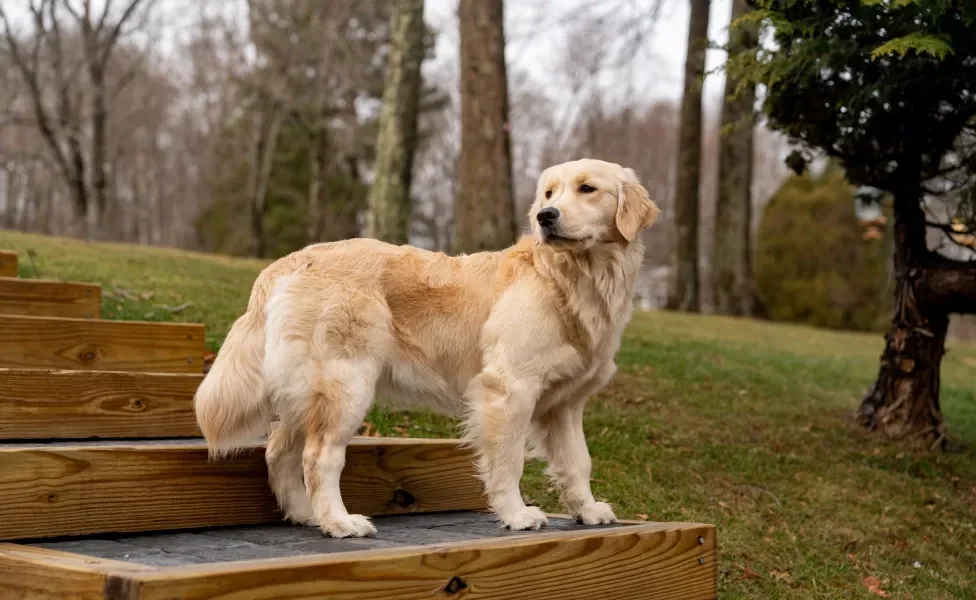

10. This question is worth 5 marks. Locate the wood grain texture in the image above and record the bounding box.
[0,542,148,600]
[0,251,15,277]
[0,314,205,373]
[0,369,202,439]
[121,523,718,600]
[0,438,486,540]
[0,277,101,319]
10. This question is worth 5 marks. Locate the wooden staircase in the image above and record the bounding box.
[0,248,718,600]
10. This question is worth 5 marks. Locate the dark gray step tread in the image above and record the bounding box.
[26,511,615,567]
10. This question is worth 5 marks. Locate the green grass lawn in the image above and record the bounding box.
[2,230,975,600]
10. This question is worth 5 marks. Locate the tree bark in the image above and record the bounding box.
[668,0,711,312]
[86,61,109,240]
[712,0,756,316]
[455,0,516,254]
[858,185,976,448]
[248,101,283,258]
[367,0,425,245]
[306,129,327,244]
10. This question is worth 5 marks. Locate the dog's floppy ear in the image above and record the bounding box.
[615,168,659,242]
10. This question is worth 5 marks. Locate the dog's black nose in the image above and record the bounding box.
[537,207,560,227]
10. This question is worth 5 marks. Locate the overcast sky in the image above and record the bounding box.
[5,0,736,107]
[426,0,736,106]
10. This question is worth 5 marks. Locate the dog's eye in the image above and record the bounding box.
[545,190,552,199]
[579,184,596,194]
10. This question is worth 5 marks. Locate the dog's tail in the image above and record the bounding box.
[194,280,273,458]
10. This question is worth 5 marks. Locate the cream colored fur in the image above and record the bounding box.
[194,158,659,537]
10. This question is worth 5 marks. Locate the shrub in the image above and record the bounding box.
[754,165,890,332]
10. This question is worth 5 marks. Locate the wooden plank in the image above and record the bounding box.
[0,314,205,373]
[0,277,101,319]
[0,438,487,540]
[117,522,718,600]
[0,369,202,439]
[0,542,150,600]
[0,250,15,277]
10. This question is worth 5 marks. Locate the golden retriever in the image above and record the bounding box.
[194,158,659,537]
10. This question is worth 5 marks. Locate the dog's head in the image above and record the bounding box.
[529,159,659,250]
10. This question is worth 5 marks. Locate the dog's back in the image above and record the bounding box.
[193,237,530,455]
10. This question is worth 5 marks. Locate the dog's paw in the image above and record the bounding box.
[283,505,317,527]
[501,506,549,531]
[285,513,317,527]
[575,502,617,525]
[323,513,377,538]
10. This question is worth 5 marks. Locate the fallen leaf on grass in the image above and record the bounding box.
[770,570,791,583]
[735,564,761,580]
[635,513,649,521]
[862,576,890,597]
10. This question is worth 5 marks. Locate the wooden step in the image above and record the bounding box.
[0,250,15,277]
[0,277,101,319]
[0,438,486,540]
[0,513,717,600]
[0,315,205,373]
[0,369,201,440]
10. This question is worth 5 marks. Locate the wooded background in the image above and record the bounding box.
[0,1,788,301]
[1,0,972,339]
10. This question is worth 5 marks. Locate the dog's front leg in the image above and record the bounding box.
[537,401,617,525]
[465,371,548,531]
[536,364,618,525]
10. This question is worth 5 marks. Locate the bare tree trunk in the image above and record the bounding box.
[455,0,516,254]
[306,123,328,244]
[87,62,109,239]
[858,184,976,448]
[668,0,711,312]
[712,0,756,316]
[367,0,425,245]
[249,101,283,258]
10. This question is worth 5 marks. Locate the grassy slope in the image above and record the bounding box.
[1,229,974,600]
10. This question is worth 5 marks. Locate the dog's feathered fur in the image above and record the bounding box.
[194,159,659,537]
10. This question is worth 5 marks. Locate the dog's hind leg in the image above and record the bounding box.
[302,356,382,538]
[266,421,315,526]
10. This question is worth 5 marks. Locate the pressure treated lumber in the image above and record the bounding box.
[131,523,717,600]
[0,314,205,373]
[0,277,101,318]
[0,438,486,540]
[0,518,717,600]
[0,251,15,277]
[0,543,150,600]
[0,369,202,439]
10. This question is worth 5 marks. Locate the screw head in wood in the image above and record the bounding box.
[698,557,706,565]
[698,536,705,545]
[187,357,193,363]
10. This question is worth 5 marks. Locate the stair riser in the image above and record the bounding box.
[0,315,205,373]
[0,369,201,439]
[0,440,486,540]
[0,277,102,319]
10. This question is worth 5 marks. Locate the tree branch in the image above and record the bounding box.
[0,1,74,187]
[917,258,976,315]
[98,0,149,67]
